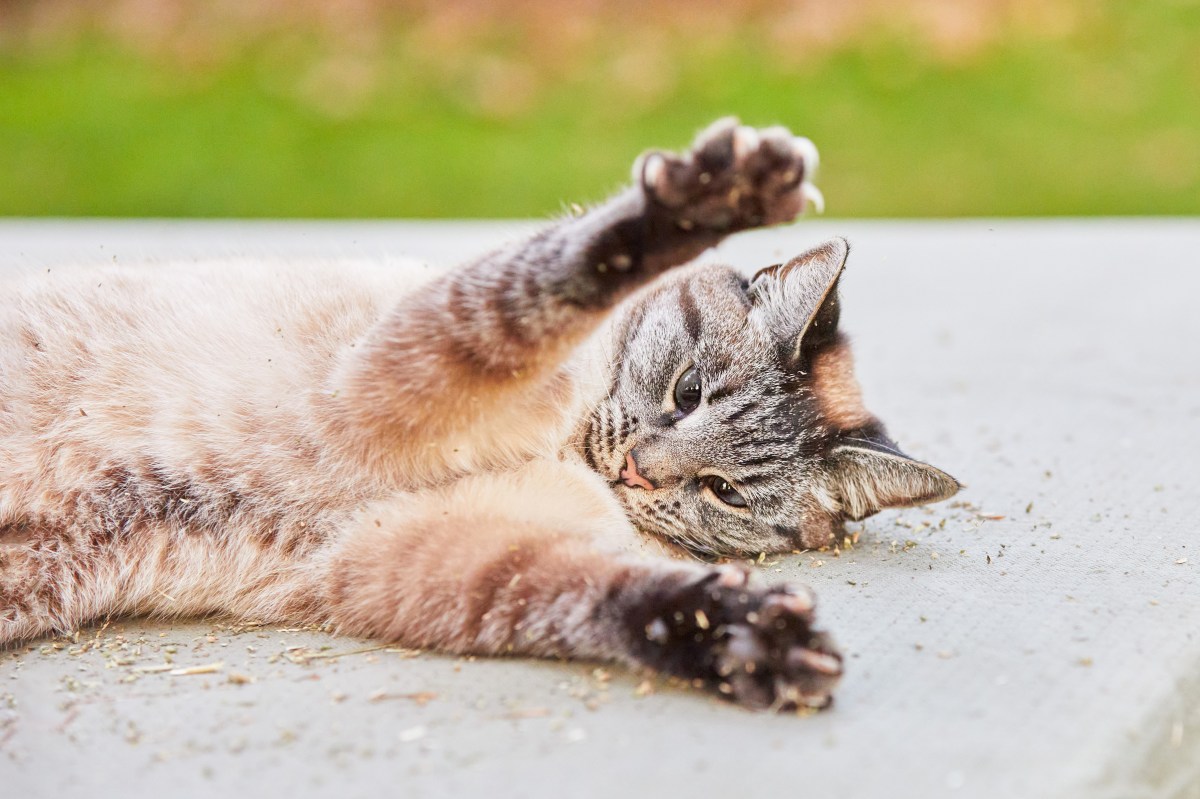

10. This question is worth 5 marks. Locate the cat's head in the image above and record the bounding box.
[578,237,960,556]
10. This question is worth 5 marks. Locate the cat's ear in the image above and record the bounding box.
[747,237,848,365]
[829,442,961,521]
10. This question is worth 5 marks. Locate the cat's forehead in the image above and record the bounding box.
[647,263,751,335]
[701,340,875,443]
[695,376,825,455]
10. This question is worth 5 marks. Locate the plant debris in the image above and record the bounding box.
[169,662,224,676]
[369,690,437,705]
[283,643,393,664]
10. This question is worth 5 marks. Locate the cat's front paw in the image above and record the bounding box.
[637,118,823,233]
[626,565,842,711]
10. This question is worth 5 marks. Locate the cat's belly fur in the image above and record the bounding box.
[0,257,597,621]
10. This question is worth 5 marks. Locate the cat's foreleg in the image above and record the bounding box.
[430,118,822,378]
[334,120,820,461]
[319,467,842,710]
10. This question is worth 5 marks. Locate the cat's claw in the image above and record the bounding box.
[801,180,825,215]
[636,117,822,231]
[627,568,842,711]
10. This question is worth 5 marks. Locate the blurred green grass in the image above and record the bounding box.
[0,0,1197,218]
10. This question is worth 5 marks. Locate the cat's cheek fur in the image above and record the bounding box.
[797,515,843,551]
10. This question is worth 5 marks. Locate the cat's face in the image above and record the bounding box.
[578,238,960,556]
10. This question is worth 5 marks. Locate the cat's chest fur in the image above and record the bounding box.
[0,257,599,553]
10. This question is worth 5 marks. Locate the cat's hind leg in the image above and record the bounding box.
[0,526,114,645]
[318,462,842,710]
[0,519,307,646]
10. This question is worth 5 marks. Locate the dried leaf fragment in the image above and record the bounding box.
[131,664,175,674]
[169,662,224,676]
[370,690,438,705]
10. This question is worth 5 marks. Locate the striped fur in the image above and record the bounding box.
[0,120,956,709]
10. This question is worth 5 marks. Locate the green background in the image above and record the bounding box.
[1,0,1197,218]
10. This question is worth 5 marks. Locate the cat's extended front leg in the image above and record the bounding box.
[319,467,842,710]
[334,120,820,469]
[440,119,822,372]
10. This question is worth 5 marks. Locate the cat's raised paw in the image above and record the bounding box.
[626,565,842,711]
[637,117,822,232]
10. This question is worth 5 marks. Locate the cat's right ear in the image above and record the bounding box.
[747,237,849,366]
[829,442,962,520]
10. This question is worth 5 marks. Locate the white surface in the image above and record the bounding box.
[2,219,1198,798]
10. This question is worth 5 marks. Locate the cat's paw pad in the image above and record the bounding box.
[636,117,822,231]
[712,588,842,711]
[631,566,842,711]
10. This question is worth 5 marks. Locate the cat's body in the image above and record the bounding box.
[0,256,638,626]
[1,120,958,709]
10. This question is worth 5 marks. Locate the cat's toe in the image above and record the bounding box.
[636,118,821,231]
[624,570,841,711]
[714,587,842,711]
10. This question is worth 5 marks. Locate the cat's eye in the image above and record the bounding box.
[702,476,748,508]
[673,366,702,414]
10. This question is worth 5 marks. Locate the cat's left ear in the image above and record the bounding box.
[747,237,848,366]
[829,442,961,521]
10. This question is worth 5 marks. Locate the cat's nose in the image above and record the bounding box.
[620,451,656,490]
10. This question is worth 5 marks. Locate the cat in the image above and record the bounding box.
[0,118,960,710]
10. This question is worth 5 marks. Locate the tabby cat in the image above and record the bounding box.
[0,119,959,710]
